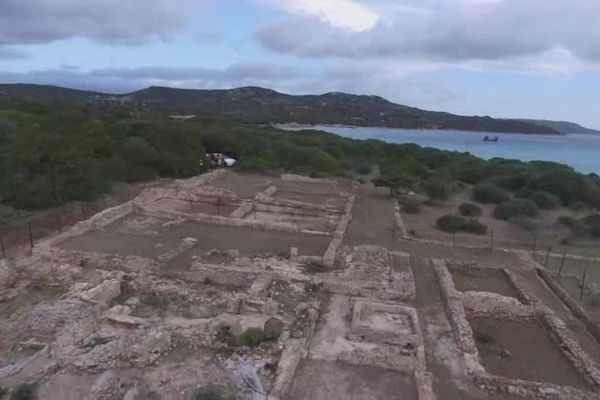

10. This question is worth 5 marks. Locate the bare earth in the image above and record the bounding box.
[1,170,600,400]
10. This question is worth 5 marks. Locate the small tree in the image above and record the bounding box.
[423,179,449,202]
[373,169,415,197]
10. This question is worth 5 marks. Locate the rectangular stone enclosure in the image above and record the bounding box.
[350,301,418,346]
[448,264,521,300]
[469,316,590,390]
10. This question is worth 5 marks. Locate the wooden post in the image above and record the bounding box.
[0,234,5,259]
[28,221,34,251]
[544,246,552,267]
[557,251,567,279]
[580,269,587,301]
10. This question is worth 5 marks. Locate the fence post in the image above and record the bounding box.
[580,269,587,301]
[0,234,5,259]
[28,221,34,251]
[544,246,552,267]
[557,251,567,279]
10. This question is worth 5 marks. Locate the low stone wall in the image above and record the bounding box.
[280,174,336,185]
[230,201,255,219]
[434,258,600,398]
[34,202,134,254]
[322,195,355,268]
[537,266,600,346]
[137,205,330,237]
[394,200,409,239]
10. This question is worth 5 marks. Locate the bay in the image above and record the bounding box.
[282,125,600,175]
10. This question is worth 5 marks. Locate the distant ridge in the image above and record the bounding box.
[519,119,600,135]
[1,82,595,135]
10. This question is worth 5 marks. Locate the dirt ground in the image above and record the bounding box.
[470,316,589,390]
[288,360,417,400]
[448,265,520,299]
[60,219,330,261]
[3,171,600,400]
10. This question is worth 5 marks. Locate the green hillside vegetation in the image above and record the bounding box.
[1,83,561,134]
[2,98,600,213]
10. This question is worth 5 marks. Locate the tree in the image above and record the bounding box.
[373,168,415,197]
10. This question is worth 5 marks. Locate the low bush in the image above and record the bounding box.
[493,199,539,221]
[423,179,449,202]
[459,202,482,217]
[399,197,422,214]
[527,190,560,210]
[509,216,537,231]
[436,215,487,235]
[582,214,600,237]
[217,326,279,349]
[472,182,509,204]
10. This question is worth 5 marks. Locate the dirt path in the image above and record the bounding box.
[344,186,395,247]
[411,255,521,400]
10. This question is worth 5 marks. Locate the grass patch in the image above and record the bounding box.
[216,326,279,349]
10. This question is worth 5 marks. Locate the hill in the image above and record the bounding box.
[519,119,600,134]
[0,83,582,134]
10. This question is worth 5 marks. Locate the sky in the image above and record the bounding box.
[1,0,600,129]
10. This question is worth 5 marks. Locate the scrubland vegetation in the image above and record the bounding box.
[2,99,600,216]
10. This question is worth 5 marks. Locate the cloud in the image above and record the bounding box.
[0,0,191,45]
[0,46,28,59]
[260,0,379,31]
[257,0,600,65]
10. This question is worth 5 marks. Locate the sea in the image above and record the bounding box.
[279,125,600,175]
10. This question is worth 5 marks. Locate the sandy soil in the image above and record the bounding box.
[448,265,520,299]
[288,360,417,400]
[470,316,589,389]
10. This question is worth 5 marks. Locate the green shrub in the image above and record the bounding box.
[509,216,537,231]
[472,182,509,204]
[423,179,449,202]
[493,199,539,221]
[582,214,600,237]
[459,202,482,217]
[527,190,560,209]
[216,326,279,349]
[436,215,487,235]
[399,197,421,214]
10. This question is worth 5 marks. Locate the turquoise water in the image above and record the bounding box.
[292,125,600,174]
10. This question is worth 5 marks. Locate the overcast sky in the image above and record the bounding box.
[1,0,599,128]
